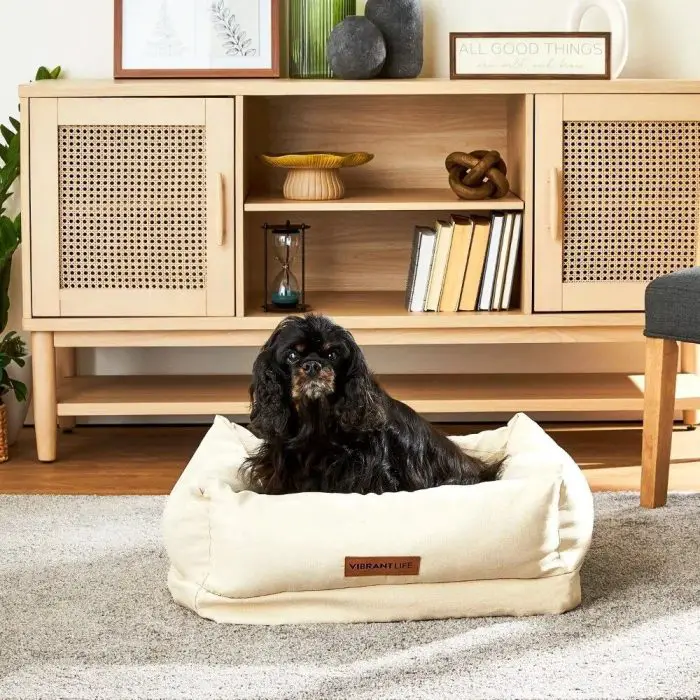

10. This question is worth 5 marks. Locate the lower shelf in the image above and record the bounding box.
[57,373,700,417]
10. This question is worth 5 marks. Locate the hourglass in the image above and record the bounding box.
[263,221,309,312]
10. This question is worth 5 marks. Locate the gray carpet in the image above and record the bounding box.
[1,493,699,700]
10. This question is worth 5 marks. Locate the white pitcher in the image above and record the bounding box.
[567,0,629,78]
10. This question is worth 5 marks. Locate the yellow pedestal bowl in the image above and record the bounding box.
[260,152,374,201]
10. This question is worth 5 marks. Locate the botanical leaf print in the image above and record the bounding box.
[210,0,257,57]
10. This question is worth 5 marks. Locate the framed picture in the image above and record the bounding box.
[450,32,611,80]
[114,0,280,78]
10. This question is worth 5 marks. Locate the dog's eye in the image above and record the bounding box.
[287,350,299,363]
[325,350,338,361]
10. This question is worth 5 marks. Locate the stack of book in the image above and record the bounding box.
[405,211,523,312]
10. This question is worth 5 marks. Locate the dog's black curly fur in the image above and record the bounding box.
[240,314,500,495]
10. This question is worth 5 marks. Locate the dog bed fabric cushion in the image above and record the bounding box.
[162,413,594,625]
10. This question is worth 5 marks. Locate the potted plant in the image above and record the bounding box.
[0,65,61,451]
[0,331,27,461]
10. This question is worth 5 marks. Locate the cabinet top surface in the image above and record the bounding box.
[19,77,700,98]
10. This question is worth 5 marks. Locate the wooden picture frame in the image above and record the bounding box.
[450,32,611,80]
[114,0,280,79]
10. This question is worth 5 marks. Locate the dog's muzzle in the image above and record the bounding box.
[292,361,335,400]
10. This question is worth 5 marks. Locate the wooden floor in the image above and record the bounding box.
[1,422,699,495]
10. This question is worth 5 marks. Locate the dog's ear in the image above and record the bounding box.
[249,325,292,438]
[334,341,386,432]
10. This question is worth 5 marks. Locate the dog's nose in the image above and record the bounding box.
[301,360,322,377]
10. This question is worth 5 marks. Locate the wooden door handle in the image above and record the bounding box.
[217,173,226,246]
[550,167,561,242]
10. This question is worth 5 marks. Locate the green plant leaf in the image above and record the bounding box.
[9,378,27,402]
[0,331,27,362]
[34,66,62,81]
[0,329,18,348]
[0,135,20,181]
[7,330,26,354]
[0,216,20,255]
[0,225,17,332]
[4,156,19,181]
[8,117,19,133]
[0,329,16,347]
[0,125,15,147]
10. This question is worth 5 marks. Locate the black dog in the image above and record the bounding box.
[240,314,500,495]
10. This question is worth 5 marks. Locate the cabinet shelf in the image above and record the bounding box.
[245,291,528,326]
[57,373,700,417]
[244,189,524,212]
[244,291,642,332]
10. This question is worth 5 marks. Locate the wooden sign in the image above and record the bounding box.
[450,32,611,80]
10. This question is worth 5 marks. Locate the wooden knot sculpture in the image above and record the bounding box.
[445,150,510,200]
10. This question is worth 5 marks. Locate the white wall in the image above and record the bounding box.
[4,0,697,423]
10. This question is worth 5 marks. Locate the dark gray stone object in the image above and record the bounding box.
[365,0,423,78]
[327,16,387,80]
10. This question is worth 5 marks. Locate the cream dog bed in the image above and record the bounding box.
[162,413,594,625]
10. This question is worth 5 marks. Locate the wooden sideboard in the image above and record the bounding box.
[19,78,700,461]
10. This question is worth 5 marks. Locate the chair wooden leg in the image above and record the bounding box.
[641,337,678,508]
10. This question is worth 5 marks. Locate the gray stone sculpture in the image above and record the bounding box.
[327,16,387,80]
[365,0,423,79]
[326,15,386,80]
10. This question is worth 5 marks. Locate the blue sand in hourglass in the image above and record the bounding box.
[272,289,300,308]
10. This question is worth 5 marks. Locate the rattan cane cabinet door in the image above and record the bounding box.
[29,98,235,317]
[534,94,700,312]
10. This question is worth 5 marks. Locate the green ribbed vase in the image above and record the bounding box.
[289,0,356,78]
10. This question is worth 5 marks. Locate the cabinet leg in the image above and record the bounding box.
[32,332,58,462]
[681,411,697,429]
[680,342,698,428]
[56,347,77,432]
